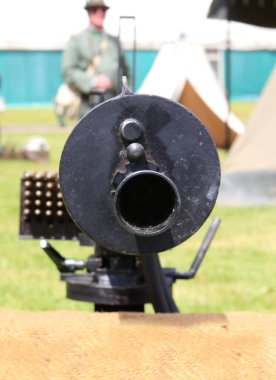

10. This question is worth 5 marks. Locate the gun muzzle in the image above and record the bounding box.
[114,170,181,236]
[59,87,220,254]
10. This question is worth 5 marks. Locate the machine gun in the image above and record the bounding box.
[19,78,221,313]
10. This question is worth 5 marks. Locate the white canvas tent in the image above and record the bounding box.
[218,64,276,205]
[138,42,244,148]
[187,19,276,50]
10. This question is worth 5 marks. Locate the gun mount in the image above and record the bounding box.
[20,79,221,312]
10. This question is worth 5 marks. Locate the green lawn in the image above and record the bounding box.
[1,107,58,126]
[0,102,275,313]
[1,100,256,126]
[1,107,77,127]
[231,100,257,123]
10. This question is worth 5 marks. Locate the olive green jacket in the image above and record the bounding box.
[62,27,128,95]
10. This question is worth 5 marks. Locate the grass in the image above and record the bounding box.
[0,132,93,312]
[0,101,275,313]
[168,206,276,312]
[0,100,256,126]
[1,107,58,126]
[231,100,257,123]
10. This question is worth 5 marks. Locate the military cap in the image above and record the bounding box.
[84,0,110,10]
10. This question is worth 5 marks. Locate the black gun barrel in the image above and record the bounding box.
[59,86,220,255]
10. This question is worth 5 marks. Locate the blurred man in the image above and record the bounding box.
[62,0,129,118]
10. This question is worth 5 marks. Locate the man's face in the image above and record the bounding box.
[88,6,107,30]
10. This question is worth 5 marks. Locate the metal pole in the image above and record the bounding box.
[119,16,137,92]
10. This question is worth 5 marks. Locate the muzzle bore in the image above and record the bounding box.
[114,171,181,236]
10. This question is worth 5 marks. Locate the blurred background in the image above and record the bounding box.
[0,0,275,313]
[1,0,276,105]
